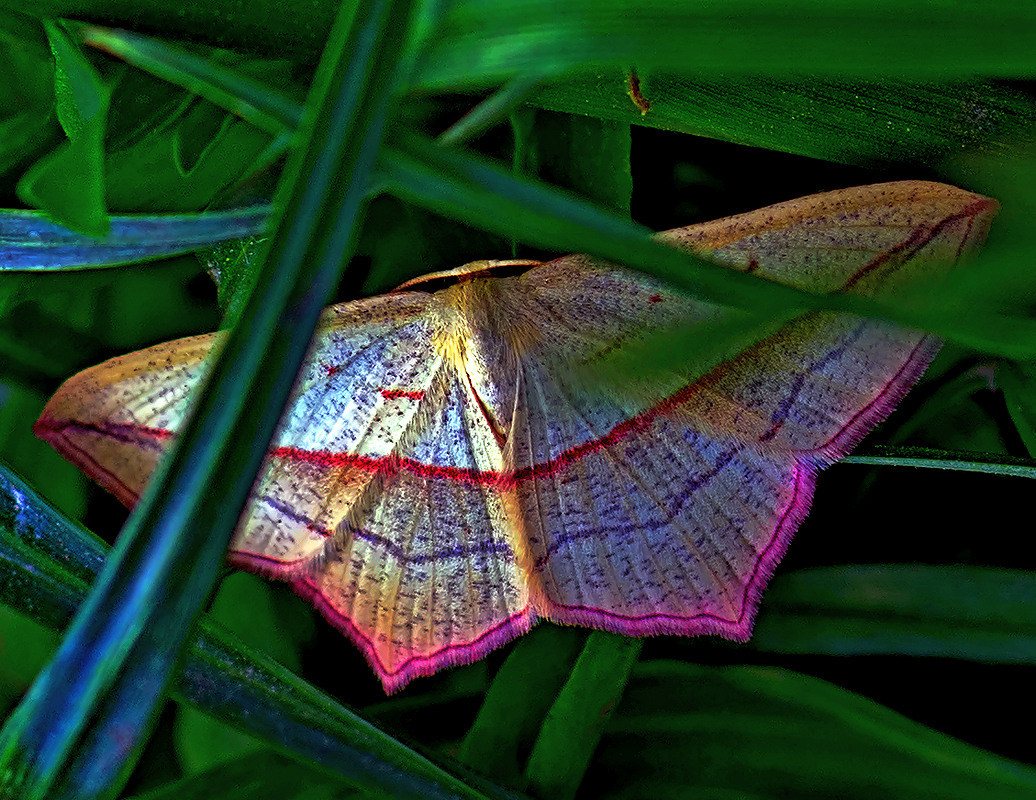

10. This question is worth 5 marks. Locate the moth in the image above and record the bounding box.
[36,181,997,692]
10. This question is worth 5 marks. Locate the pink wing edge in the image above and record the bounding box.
[540,335,941,644]
[229,550,535,694]
[231,333,937,693]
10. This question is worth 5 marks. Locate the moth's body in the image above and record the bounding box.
[36,182,998,692]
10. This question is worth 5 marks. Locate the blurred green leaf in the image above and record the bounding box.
[418,1,1036,88]
[355,195,506,295]
[1000,360,1036,456]
[125,750,359,799]
[173,708,266,779]
[18,22,110,235]
[585,660,1036,799]
[174,573,313,774]
[459,625,586,784]
[0,606,59,711]
[0,383,87,522]
[753,565,1036,662]
[512,109,632,217]
[14,0,1036,79]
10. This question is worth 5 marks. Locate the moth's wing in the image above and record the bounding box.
[505,181,997,636]
[657,180,1000,458]
[35,293,430,552]
[35,334,215,507]
[283,370,536,693]
[37,290,533,693]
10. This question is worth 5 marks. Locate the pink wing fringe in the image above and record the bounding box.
[232,549,536,693]
[231,334,938,692]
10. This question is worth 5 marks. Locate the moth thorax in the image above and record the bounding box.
[429,277,538,369]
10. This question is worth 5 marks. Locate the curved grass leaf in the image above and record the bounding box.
[0,464,511,800]
[585,660,1036,799]
[753,564,1036,662]
[383,131,1036,358]
[0,1,422,797]
[0,207,270,271]
[79,24,301,135]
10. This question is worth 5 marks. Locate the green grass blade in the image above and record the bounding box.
[522,632,642,800]
[0,0,419,797]
[532,77,1036,167]
[842,445,1036,480]
[78,23,302,134]
[383,131,1036,357]
[0,207,269,271]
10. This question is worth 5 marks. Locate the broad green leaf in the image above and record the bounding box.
[11,0,1036,81]
[585,661,1036,799]
[418,1,1036,88]
[18,22,110,236]
[532,77,1036,168]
